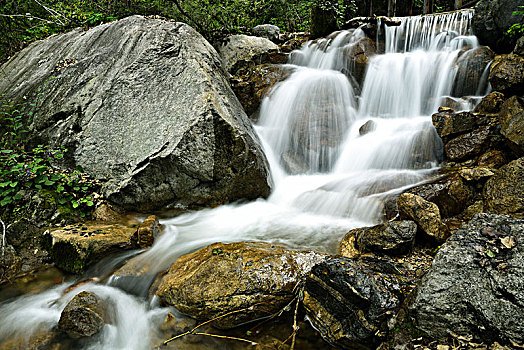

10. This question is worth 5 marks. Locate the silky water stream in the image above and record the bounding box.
[0,9,491,349]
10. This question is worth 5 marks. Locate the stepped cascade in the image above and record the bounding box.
[0,10,493,349]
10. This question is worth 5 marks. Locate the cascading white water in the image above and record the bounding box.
[0,10,492,349]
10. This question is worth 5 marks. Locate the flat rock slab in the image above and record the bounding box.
[156,241,326,329]
[44,217,157,273]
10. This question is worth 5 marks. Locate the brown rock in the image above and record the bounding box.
[397,193,449,241]
[231,64,294,118]
[484,157,524,217]
[408,173,472,218]
[155,241,326,329]
[0,332,59,350]
[498,95,524,155]
[444,125,493,161]
[453,46,494,96]
[477,150,507,168]
[58,291,107,338]
[473,91,506,114]
[489,54,524,95]
[132,215,161,249]
[458,167,495,181]
[344,36,376,84]
[432,111,476,139]
[338,221,417,258]
[43,220,140,273]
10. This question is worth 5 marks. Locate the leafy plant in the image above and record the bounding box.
[0,97,100,220]
[506,6,524,38]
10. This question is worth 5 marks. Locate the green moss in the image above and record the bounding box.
[50,241,87,274]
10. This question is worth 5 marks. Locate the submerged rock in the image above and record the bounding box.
[484,157,524,217]
[155,241,326,329]
[412,213,524,345]
[58,291,107,338]
[452,46,494,96]
[0,16,271,212]
[338,220,417,258]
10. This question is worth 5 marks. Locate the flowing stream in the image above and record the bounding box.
[0,9,491,349]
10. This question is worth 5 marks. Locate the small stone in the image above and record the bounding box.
[58,291,107,338]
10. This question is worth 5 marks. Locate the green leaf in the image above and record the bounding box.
[86,201,94,207]
[13,193,22,200]
[72,201,79,208]
[1,197,13,206]
[44,180,55,186]
[58,198,68,205]
[0,182,10,188]
[9,181,18,187]
[486,250,496,258]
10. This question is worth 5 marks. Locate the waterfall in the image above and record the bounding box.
[0,10,492,349]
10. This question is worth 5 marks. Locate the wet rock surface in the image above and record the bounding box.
[474,91,506,114]
[338,220,417,258]
[44,217,157,273]
[498,96,524,155]
[412,213,524,345]
[0,16,271,212]
[489,54,524,95]
[452,46,494,96]
[398,193,449,241]
[156,241,326,329]
[230,64,294,118]
[444,125,494,161]
[407,173,473,218]
[483,157,524,217]
[58,291,107,338]
[303,256,411,349]
[432,111,476,140]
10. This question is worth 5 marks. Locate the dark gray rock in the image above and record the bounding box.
[281,151,310,174]
[472,0,524,53]
[0,16,271,212]
[484,157,524,217]
[412,213,524,344]
[359,120,377,135]
[58,291,107,338]
[303,256,409,349]
[252,24,281,42]
[338,220,417,257]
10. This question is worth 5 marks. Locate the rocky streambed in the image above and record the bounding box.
[1,1,524,350]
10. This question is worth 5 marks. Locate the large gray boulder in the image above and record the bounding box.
[412,213,524,345]
[472,0,523,53]
[0,16,271,212]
